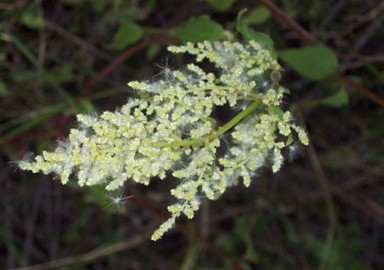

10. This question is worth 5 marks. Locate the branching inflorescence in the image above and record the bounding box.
[18,39,308,240]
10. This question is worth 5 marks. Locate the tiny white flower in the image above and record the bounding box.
[18,39,308,241]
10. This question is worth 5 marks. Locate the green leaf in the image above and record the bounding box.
[66,98,95,115]
[60,0,85,6]
[108,21,143,49]
[271,106,285,120]
[296,88,349,109]
[320,88,349,107]
[286,134,294,145]
[0,80,7,96]
[278,45,339,81]
[244,246,260,263]
[11,70,40,82]
[236,9,276,58]
[243,6,271,25]
[239,262,253,270]
[76,99,95,113]
[47,64,74,83]
[234,215,253,239]
[205,0,236,12]
[171,15,224,43]
[146,44,160,61]
[21,8,45,29]
[214,234,240,254]
[88,0,107,12]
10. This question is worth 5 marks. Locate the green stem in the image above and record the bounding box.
[153,98,261,148]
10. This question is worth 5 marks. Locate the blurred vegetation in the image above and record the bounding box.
[0,0,383,269]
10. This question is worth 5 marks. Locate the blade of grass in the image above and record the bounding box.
[3,32,74,103]
[0,104,66,145]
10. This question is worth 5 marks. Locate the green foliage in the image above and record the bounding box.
[234,215,260,263]
[215,214,266,261]
[278,45,339,80]
[60,0,85,5]
[237,9,276,58]
[0,80,7,96]
[146,44,160,60]
[205,0,237,12]
[215,234,240,254]
[307,236,369,270]
[320,88,349,107]
[11,70,40,82]
[242,6,271,25]
[47,64,74,83]
[297,88,349,109]
[88,0,108,12]
[21,8,45,29]
[108,20,143,49]
[171,15,224,42]
[213,209,371,270]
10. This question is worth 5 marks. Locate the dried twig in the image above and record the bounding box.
[47,21,112,61]
[6,233,148,270]
[254,0,318,44]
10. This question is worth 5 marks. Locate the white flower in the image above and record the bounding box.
[19,39,308,241]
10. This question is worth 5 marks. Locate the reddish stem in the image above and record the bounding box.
[81,36,174,94]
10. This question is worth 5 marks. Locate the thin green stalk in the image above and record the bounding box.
[0,104,66,145]
[5,32,74,103]
[0,104,66,132]
[206,99,261,140]
[153,98,261,148]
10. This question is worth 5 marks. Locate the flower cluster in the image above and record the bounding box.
[18,40,308,240]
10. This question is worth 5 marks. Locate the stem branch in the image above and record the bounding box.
[153,99,261,148]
